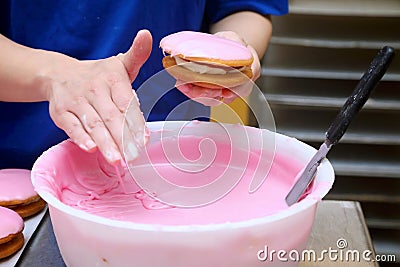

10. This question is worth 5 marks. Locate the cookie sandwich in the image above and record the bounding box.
[160,31,253,89]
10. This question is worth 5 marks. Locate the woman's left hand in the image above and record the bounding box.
[175,31,260,106]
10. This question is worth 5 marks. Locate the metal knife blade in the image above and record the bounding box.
[285,141,331,206]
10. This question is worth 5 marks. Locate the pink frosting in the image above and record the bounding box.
[0,206,24,239]
[33,136,310,225]
[160,31,252,61]
[0,169,36,202]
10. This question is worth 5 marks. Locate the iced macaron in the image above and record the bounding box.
[0,206,24,259]
[160,31,253,89]
[0,169,46,218]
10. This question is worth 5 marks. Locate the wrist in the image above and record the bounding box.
[33,49,78,101]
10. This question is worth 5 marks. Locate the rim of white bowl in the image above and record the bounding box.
[32,121,335,233]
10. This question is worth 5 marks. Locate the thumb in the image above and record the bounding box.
[118,29,153,82]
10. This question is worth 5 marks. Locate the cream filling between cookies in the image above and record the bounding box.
[174,56,245,75]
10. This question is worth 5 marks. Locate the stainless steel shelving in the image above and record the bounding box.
[255,1,400,264]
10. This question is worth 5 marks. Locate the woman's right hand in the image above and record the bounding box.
[43,30,153,164]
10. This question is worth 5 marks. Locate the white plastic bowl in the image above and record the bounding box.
[32,121,334,267]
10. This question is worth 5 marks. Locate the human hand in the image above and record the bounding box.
[43,30,152,164]
[175,31,260,106]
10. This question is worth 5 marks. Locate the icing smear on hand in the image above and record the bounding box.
[123,92,150,163]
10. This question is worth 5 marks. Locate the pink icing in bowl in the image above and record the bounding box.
[32,121,334,267]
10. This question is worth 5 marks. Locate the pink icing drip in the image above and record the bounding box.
[160,31,252,61]
[134,190,174,210]
[114,164,126,194]
[112,162,172,210]
[0,206,24,239]
[0,169,36,201]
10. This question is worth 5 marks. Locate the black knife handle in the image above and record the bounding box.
[326,46,395,145]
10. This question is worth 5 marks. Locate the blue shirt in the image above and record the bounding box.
[0,0,287,169]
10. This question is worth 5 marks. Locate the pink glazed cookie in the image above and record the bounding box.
[160,31,253,89]
[0,206,24,259]
[0,169,46,218]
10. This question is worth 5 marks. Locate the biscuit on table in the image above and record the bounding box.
[0,206,24,259]
[0,169,46,218]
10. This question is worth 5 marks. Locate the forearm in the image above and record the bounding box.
[0,34,68,102]
[209,11,273,59]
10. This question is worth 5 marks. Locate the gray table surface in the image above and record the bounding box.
[15,201,376,267]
